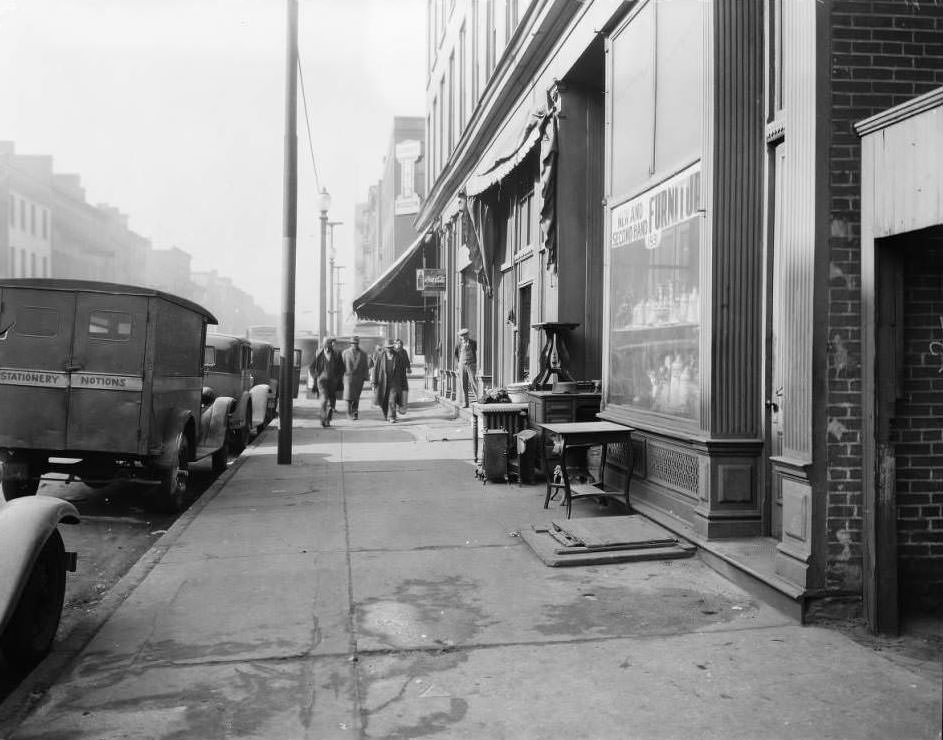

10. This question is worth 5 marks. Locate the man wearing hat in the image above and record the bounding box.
[372,340,408,423]
[453,328,478,408]
[342,335,370,420]
[311,336,345,427]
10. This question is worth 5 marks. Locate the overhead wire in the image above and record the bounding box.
[297,53,322,193]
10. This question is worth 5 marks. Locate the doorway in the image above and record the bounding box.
[871,227,943,631]
[517,284,532,381]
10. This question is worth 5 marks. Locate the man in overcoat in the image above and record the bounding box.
[372,340,407,423]
[311,336,345,427]
[342,335,370,420]
[393,338,412,415]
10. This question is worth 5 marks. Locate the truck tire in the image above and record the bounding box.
[1,530,67,669]
[150,434,190,514]
[231,409,249,455]
[211,435,229,474]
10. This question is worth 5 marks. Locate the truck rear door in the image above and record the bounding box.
[0,287,76,449]
[67,293,148,454]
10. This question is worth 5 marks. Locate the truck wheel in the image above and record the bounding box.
[152,435,190,514]
[231,414,249,455]
[1,530,67,669]
[211,435,229,474]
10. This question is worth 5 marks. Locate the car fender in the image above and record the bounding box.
[198,395,233,452]
[249,384,270,427]
[231,391,250,430]
[156,410,195,468]
[0,497,79,636]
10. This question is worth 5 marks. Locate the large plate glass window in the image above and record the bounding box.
[607,0,703,423]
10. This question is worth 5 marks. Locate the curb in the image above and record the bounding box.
[0,427,269,737]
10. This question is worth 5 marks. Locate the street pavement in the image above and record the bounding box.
[1,389,940,739]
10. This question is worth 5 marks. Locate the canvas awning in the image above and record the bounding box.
[465,115,544,197]
[353,234,435,322]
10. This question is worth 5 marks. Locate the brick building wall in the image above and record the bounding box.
[826,1,943,591]
[893,235,943,612]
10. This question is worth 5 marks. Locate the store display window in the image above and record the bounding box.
[608,163,701,420]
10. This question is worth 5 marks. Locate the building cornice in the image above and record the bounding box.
[854,85,943,137]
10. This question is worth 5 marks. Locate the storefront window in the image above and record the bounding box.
[609,2,654,199]
[608,163,701,420]
[654,0,703,172]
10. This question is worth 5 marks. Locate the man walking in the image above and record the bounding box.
[342,335,370,420]
[372,340,407,423]
[311,336,345,427]
[393,338,412,415]
[453,328,478,408]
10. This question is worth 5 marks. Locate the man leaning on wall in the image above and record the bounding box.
[453,328,477,408]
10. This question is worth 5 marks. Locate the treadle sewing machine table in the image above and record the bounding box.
[537,421,635,519]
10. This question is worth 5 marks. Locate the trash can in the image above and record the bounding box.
[482,428,508,483]
[513,429,538,484]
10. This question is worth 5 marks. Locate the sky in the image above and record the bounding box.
[0,0,427,325]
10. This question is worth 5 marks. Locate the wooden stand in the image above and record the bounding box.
[532,322,579,389]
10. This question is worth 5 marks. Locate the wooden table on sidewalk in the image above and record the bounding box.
[538,421,635,519]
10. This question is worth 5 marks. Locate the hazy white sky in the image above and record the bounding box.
[0,0,426,322]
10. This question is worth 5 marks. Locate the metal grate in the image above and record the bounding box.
[647,444,699,494]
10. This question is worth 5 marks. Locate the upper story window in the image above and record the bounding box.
[19,199,25,229]
[30,203,35,235]
[486,0,496,77]
[505,0,519,43]
[459,22,467,127]
[41,209,48,240]
[472,0,480,103]
[769,0,785,122]
[8,195,14,229]
[448,51,456,154]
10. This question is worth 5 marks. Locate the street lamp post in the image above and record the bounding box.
[332,265,346,336]
[326,221,342,337]
[317,188,331,349]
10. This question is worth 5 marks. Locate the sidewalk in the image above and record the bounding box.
[2,390,940,739]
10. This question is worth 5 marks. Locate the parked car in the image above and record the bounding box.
[0,496,78,669]
[203,333,272,452]
[249,340,278,428]
[0,279,234,513]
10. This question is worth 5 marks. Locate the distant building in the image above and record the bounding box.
[352,117,430,360]
[191,270,271,337]
[1,143,54,280]
[0,141,275,333]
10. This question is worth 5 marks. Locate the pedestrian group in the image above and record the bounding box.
[309,335,413,426]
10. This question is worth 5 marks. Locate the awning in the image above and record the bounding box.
[465,114,544,197]
[352,234,435,322]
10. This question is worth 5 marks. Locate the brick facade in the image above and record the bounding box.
[826,1,943,592]
[893,236,943,612]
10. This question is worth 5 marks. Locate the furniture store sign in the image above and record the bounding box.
[610,162,701,250]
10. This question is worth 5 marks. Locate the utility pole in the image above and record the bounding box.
[277,0,298,465]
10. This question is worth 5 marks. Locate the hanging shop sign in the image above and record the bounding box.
[610,162,701,251]
[415,268,447,293]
